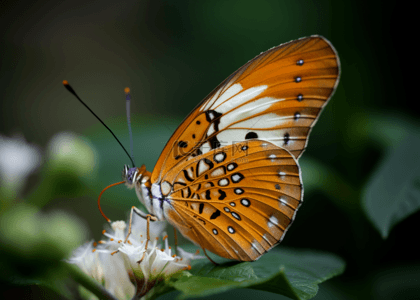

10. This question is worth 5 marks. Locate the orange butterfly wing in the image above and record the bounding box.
[150,36,339,261]
[161,140,302,261]
[151,36,340,183]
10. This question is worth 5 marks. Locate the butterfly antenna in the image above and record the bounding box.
[124,87,136,167]
[62,80,135,167]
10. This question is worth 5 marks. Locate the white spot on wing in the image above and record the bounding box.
[210,83,243,110]
[240,198,249,206]
[218,178,229,186]
[228,112,286,129]
[207,124,215,136]
[214,153,226,162]
[231,173,242,182]
[279,171,287,180]
[197,159,210,176]
[211,167,225,177]
[186,168,194,180]
[215,85,266,113]
[161,181,172,195]
[268,215,279,228]
[201,87,224,111]
[279,197,288,206]
[218,97,282,134]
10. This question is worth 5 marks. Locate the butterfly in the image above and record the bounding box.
[116,36,340,262]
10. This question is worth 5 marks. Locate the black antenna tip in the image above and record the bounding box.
[62,80,77,96]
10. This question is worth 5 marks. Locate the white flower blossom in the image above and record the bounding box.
[68,213,202,299]
[68,240,135,300]
[0,134,41,197]
[67,241,105,284]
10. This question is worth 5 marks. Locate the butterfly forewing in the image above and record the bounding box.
[146,36,340,261]
[151,36,340,183]
[161,140,302,261]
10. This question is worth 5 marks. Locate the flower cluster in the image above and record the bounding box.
[0,134,41,199]
[68,214,202,299]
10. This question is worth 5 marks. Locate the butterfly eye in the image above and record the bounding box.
[123,167,138,185]
[122,165,129,179]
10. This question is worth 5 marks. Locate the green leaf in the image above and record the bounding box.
[169,247,345,300]
[362,133,420,238]
[370,264,420,299]
[299,157,358,212]
[345,111,420,149]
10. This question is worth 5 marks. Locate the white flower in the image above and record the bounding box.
[115,216,203,298]
[68,240,135,300]
[68,241,105,283]
[0,134,42,197]
[69,213,203,299]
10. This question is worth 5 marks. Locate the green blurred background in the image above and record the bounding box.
[1,0,418,299]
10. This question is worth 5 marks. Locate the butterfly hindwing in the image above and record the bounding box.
[151,36,340,183]
[162,140,302,261]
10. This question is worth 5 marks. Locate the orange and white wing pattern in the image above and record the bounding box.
[151,36,340,183]
[161,140,302,261]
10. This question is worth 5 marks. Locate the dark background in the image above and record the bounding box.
[1,0,417,299]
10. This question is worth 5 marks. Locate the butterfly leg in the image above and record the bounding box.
[124,206,150,243]
[137,214,158,264]
[202,247,219,266]
[173,227,178,256]
[189,226,219,265]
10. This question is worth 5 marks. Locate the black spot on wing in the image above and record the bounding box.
[218,189,227,200]
[210,209,221,220]
[205,190,211,200]
[245,132,258,140]
[183,169,194,182]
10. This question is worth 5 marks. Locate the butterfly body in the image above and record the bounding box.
[123,36,340,261]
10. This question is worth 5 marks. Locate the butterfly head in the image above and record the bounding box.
[122,164,151,189]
